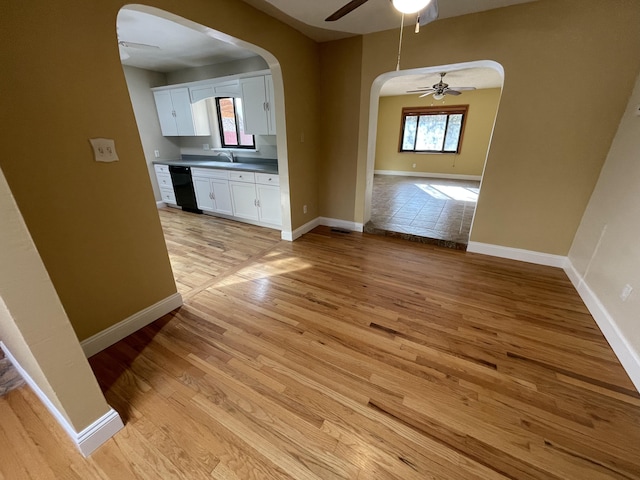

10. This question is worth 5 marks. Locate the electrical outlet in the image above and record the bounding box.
[203,144,210,151]
[89,138,119,162]
[412,163,417,169]
[154,150,160,158]
[303,205,308,214]
[621,284,633,301]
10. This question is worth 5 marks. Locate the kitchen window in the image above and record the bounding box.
[215,97,255,149]
[399,105,468,154]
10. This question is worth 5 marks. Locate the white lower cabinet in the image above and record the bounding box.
[230,181,260,221]
[165,164,281,228]
[192,168,233,215]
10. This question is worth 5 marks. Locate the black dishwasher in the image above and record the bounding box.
[169,165,202,214]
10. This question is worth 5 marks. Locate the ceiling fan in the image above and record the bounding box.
[407,72,476,99]
[326,0,438,27]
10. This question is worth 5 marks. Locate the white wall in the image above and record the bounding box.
[569,72,640,390]
[122,66,181,201]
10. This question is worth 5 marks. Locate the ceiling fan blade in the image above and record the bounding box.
[419,92,434,98]
[419,0,439,26]
[118,40,160,50]
[407,88,435,93]
[444,90,462,96]
[326,0,370,21]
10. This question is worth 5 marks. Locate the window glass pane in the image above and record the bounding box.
[402,116,418,150]
[416,114,446,151]
[235,99,254,147]
[444,114,463,152]
[218,98,238,146]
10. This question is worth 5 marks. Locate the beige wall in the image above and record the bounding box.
[374,88,501,176]
[569,72,640,355]
[340,0,640,254]
[0,0,321,341]
[0,168,110,432]
[319,36,364,222]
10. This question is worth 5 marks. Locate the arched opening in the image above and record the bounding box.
[116,4,292,237]
[363,60,504,248]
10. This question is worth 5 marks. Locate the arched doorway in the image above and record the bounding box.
[363,60,504,248]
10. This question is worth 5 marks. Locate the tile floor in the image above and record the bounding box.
[365,174,480,249]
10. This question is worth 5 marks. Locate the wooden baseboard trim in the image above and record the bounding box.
[564,261,640,393]
[374,170,482,181]
[0,342,124,457]
[466,241,569,268]
[80,293,183,358]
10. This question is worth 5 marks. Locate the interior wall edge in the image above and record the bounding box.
[0,341,124,456]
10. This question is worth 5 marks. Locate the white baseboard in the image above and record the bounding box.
[564,262,640,393]
[374,170,482,181]
[0,342,124,457]
[319,217,364,233]
[284,217,364,241]
[282,217,321,241]
[467,241,569,268]
[156,200,166,209]
[81,293,183,357]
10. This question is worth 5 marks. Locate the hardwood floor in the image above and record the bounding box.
[1,207,639,479]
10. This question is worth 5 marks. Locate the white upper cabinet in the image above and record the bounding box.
[153,87,210,137]
[239,75,276,135]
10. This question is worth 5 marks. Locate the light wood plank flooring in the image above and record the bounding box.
[1,208,639,479]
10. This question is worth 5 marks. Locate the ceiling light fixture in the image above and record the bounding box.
[392,0,432,14]
[433,93,445,100]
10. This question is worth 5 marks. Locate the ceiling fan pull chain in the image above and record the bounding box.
[396,13,405,71]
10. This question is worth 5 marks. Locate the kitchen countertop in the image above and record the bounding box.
[153,156,278,175]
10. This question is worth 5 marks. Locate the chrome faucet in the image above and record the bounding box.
[217,151,235,163]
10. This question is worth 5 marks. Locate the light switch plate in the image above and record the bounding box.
[90,138,119,162]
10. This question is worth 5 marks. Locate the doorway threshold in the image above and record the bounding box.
[364,221,468,251]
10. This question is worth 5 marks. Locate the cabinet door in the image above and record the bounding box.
[153,90,178,136]
[211,179,233,215]
[170,88,197,136]
[265,75,276,135]
[193,176,215,212]
[240,76,269,135]
[229,181,259,221]
[256,184,282,226]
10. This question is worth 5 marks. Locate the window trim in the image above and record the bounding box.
[398,105,468,154]
[215,97,256,149]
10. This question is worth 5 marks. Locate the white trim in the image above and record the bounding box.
[283,217,321,241]
[156,200,167,209]
[564,261,640,393]
[81,293,183,357]
[0,342,124,457]
[75,409,124,457]
[466,241,569,268]
[319,217,364,233]
[374,170,482,181]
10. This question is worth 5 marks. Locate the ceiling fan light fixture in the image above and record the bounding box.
[392,0,431,14]
[433,92,445,100]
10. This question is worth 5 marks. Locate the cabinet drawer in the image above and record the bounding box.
[160,187,176,205]
[228,171,256,183]
[191,167,229,179]
[255,173,279,186]
[156,173,173,188]
[154,164,170,175]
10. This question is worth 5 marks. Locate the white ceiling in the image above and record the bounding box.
[380,67,503,97]
[240,0,537,42]
[117,9,259,72]
[117,2,517,91]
